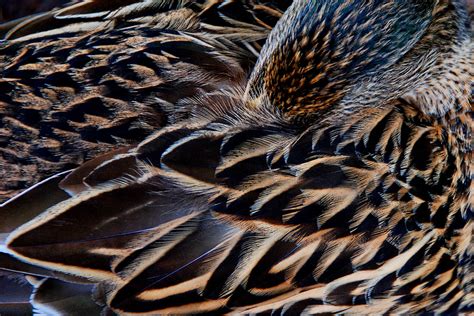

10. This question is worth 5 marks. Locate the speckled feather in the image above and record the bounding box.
[0,0,292,201]
[0,0,472,315]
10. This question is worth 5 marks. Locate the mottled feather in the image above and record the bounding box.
[0,0,472,315]
[0,0,292,201]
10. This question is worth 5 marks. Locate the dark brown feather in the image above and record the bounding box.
[0,0,472,314]
[0,0,292,202]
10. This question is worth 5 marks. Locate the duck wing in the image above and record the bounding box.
[2,93,468,314]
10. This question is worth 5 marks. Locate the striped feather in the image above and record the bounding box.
[0,0,472,314]
[3,90,472,313]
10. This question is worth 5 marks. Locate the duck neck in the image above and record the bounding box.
[398,0,472,118]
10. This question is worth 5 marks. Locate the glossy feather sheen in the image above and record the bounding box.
[0,0,473,315]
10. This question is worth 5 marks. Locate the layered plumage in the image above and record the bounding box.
[0,0,291,201]
[0,0,473,315]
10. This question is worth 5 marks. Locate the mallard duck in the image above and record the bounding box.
[0,0,291,201]
[1,0,472,314]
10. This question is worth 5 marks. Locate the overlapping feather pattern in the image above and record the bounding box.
[0,0,472,314]
[0,0,291,201]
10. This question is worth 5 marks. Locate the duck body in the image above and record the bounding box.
[0,0,472,314]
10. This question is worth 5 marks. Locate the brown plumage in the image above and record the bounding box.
[0,0,472,314]
[0,0,291,201]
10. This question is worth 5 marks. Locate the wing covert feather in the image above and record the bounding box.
[3,97,469,314]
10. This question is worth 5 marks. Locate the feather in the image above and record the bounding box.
[0,0,472,314]
[0,0,292,202]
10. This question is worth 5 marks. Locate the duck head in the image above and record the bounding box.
[247,0,472,120]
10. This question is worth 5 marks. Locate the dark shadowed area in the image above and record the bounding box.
[0,0,71,22]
